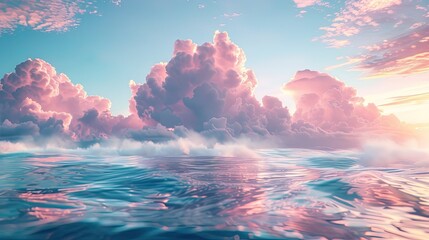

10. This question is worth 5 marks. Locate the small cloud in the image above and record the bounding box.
[223,13,241,19]
[198,4,205,9]
[394,20,404,28]
[293,0,322,8]
[325,57,363,71]
[324,39,351,48]
[296,10,307,17]
[112,0,122,5]
[416,5,427,11]
[410,22,424,29]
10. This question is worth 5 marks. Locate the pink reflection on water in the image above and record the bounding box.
[340,171,429,239]
[216,159,358,239]
[348,172,425,208]
[27,207,75,221]
[26,155,82,167]
[19,186,87,222]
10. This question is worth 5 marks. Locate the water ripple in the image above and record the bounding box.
[0,151,428,239]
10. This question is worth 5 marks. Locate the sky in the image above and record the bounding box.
[0,0,428,150]
[0,0,427,123]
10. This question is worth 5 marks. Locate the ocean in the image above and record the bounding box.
[0,149,428,239]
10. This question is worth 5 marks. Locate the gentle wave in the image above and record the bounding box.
[0,150,428,239]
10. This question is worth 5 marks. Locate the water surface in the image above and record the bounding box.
[1,149,428,239]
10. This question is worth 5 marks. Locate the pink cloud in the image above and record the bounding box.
[0,58,142,144]
[129,32,412,148]
[285,70,374,131]
[380,92,429,107]
[0,0,88,33]
[323,39,351,48]
[293,0,322,8]
[0,32,414,149]
[0,0,120,34]
[318,0,427,48]
[283,70,408,137]
[131,31,291,137]
[358,26,429,78]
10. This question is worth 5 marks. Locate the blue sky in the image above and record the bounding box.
[1,0,428,123]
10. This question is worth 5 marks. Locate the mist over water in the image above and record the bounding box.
[1,149,428,240]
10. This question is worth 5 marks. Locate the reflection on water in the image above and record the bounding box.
[0,150,428,239]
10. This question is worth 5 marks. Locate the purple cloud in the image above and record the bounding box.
[131,31,291,137]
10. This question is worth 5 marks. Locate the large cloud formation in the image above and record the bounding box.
[0,58,141,145]
[132,32,291,138]
[0,32,413,149]
[285,70,384,131]
[130,32,411,148]
[283,69,410,146]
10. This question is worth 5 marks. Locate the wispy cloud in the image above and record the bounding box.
[112,0,122,6]
[296,10,307,17]
[0,0,118,34]
[324,25,429,78]
[357,26,429,78]
[318,0,428,48]
[380,92,429,107]
[223,12,241,18]
[325,57,362,70]
[293,0,322,8]
[0,0,86,33]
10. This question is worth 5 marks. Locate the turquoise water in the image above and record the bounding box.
[1,149,429,239]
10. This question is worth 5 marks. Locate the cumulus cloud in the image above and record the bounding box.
[128,32,412,149]
[0,58,142,145]
[284,70,379,131]
[0,120,39,141]
[131,31,291,138]
[0,32,415,150]
[283,69,411,136]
